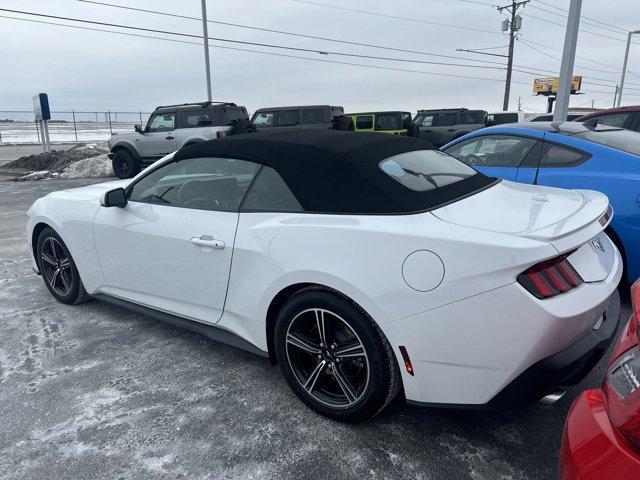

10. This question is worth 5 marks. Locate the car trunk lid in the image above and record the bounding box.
[431,180,614,282]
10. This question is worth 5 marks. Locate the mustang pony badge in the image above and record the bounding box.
[591,236,605,253]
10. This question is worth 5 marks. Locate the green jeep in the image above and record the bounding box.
[348,111,415,135]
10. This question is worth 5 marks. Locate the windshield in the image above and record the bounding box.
[572,129,640,156]
[379,150,476,192]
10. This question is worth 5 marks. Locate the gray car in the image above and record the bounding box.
[251,105,347,132]
[413,108,487,147]
[108,102,252,179]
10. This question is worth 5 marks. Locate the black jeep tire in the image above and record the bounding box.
[274,288,400,422]
[112,149,140,179]
[36,227,89,305]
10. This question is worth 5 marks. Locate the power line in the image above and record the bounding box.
[0,14,536,86]
[451,0,496,6]
[517,38,640,85]
[534,0,629,34]
[0,8,507,70]
[75,0,513,65]
[290,0,502,35]
[523,12,640,46]
[519,38,624,71]
[528,4,630,37]
[8,4,631,94]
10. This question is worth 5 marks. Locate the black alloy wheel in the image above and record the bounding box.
[36,227,89,305]
[275,289,400,422]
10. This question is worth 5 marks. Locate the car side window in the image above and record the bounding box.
[147,113,175,132]
[460,112,485,124]
[589,113,631,128]
[241,166,302,212]
[539,143,589,168]
[446,135,538,167]
[416,115,434,127]
[128,157,260,212]
[376,114,402,131]
[356,115,373,129]
[185,112,213,128]
[253,112,276,127]
[279,110,299,126]
[301,108,324,124]
[436,113,457,127]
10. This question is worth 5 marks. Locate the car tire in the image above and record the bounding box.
[36,227,89,305]
[274,288,400,422]
[112,149,140,179]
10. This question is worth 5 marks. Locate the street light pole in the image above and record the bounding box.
[617,30,640,107]
[553,0,582,122]
[201,0,212,102]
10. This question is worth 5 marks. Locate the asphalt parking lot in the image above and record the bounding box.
[0,178,631,480]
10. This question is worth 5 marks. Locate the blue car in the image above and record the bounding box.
[442,122,640,282]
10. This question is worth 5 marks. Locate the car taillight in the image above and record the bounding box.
[602,280,640,451]
[516,253,583,299]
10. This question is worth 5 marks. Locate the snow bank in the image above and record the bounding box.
[59,154,113,179]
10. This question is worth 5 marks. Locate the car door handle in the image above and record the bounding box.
[447,129,455,132]
[165,135,175,140]
[189,235,225,250]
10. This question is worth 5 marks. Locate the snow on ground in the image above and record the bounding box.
[59,154,112,179]
[3,143,115,181]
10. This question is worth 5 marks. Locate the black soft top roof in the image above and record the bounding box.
[174,130,495,214]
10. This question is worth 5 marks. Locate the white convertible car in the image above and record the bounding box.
[27,130,621,422]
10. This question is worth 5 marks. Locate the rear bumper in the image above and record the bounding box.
[406,289,620,410]
[559,389,640,480]
[483,289,620,410]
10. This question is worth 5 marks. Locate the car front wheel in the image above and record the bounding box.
[112,149,140,179]
[36,227,89,305]
[275,288,400,422]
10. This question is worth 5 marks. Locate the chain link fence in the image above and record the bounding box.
[0,110,152,144]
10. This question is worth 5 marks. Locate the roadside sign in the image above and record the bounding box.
[533,76,582,95]
[32,93,51,121]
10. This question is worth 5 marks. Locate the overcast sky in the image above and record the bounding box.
[1,0,639,116]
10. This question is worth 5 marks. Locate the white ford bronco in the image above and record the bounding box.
[108,101,254,178]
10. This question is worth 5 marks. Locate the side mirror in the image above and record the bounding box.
[100,187,128,208]
[134,124,143,133]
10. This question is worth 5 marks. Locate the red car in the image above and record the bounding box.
[575,105,640,131]
[559,280,640,479]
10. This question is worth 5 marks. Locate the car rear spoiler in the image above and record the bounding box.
[519,190,612,253]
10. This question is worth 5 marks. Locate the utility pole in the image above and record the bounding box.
[553,0,582,122]
[497,0,529,111]
[617,30,640,107]
[613,84,619,107]
[201,0,212,102]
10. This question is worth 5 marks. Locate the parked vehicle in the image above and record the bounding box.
[575,105,640,130]
[487,111,526,126]
[28,130,621,422]
[412,108,486,146]
[442,122,640,282]
[559,279,640,479]
[348,111,415,135]
[251,105,348,132]
[525,112,590,122]
[108,101,252,179]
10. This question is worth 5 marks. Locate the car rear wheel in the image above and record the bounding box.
[275,288,400,422]
[112,149,140,179]
[36,227,89,305]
